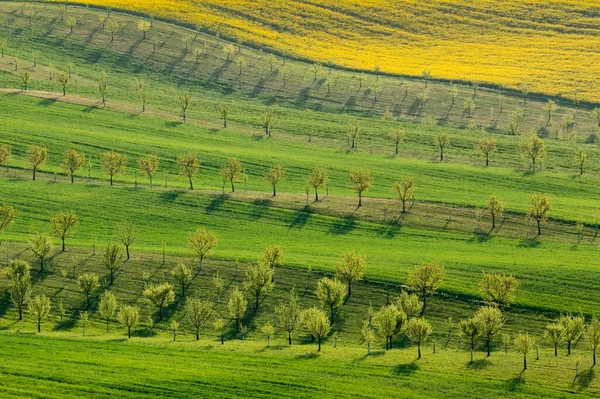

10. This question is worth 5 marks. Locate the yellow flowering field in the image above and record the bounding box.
[58,0,600,102]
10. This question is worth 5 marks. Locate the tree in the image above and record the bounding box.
[559,313,585,355]
[223,44,235,61]
[101,151,127,186]
[348,168,372,207]
[79,311,89,336]
[178,153,200,190]
[261,321,275,347]
[464,97,476,118]
[394,177,415,213]
[395,291,423,320]
[25,145,47,181]
[186,298,213,340]
[56,70,69,96]
[302,307,331,351]
[28,294,51,333]
[509,108,525,135]
[347,123,360,149]
[170,320,180,341]
[311,63,322,81]
[434,133,450,161]
[261,110,273,136]
[98,71,108,106]
[521,135,546,171]
[307,168,329,202]
[586,316,600,366]
[417,88,429,110]
[186,226,217,269]
[137,20,151,39]
[459,318,479,363]
[478,272,518,306]
[0,145,12,171]
[574,148,587,176]
[335,250,366,297]
[544,100,558,124]
[77,273,99,309]
[361,321,376,355]
[219,104,230,128]
[17,68,30,91]
[514,332,536,370]
[117,305,140,338]
[144,283,175,321]
[61,149,85,183]
[227,287,247,332]
[0,38,7,57]
[171,263,192,297]
[138,155,160,188]
[51,211,79,252]
[528,193,551,235]
[103,243,125,285]
[0,204,16,244]
[476,137,497,167]
[8,261,32,320]
[65,16,77,32]
[405,317,433,359]
[592,108,600,127]
[474,306,505,356]
[276,288,302,345]
[177,92,192,123]
[98,291,118,332]
[29,233,55,272]
[316,277,346,323]
[106,20,119,42]
[5,259,31,282]
[373,305,405,350]
[213,271,225,303]
[138,88,149,112]
[487,195,505,229]
[264,165,286,197]
[408,262,444,314]
[213,317,225,344]
[544,322,565,357]
[220,158,243,192]
[389,129,406,155]
[244,261,274,311]
[115,221,136,260]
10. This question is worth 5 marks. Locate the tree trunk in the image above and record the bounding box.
[33,168,36,181]
[63,86,66,96]
[288,332,292,345]
[159,306,163,321]
[486,153,489,167]
[106,318,110,332]
[395,142,399,155]
[330,305,335,323]
[256,295,260,311]
[231,179,235,193]
[537,220,542,235]
[62,238,66,252]
[149,175,153,188]
[37,320,41,333]
[554,343,557,356]
[492,213,496,229]
[352,137,355,149]
[71,173,74,183]
[568,340,572,355]
[347,281,351,297]
[315,188,319,202]
[421,294,427,315]
[402,200,406,213]
[594,349,597,366]
[486,338,491,356]
[18,305,22,320]
[223,118,227,128]
[126,246,130,260]
[273,185,276,197]
[221,332,224,344]
[358,192,362,207]
[110,270,114,285]
[128,327,131,338]
[417,342,421,359]
[173,331,176,341]
[196,331,199,341]
[523,354,527,370]
[110,175,113,186]
[440,148,444,161]
[189,176,194,190]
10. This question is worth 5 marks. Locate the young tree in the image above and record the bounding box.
[478,272,518,307]
[219,104,230,128]
[316,277,346,323]
[276,288,302,345]
[77,273,99,309]
[105,20,119,42]
[144,282,175,321]
[474,306,505,356]
[220,158,243,192]
[98,291,118,332]
[574,148,587,176]
[434,133,450,161]
[79,311,89,336]
[0,38,7,57]
[66,16,77,32]
[51,211,79,252]
[0,145,12,171]
[117,305,140,338]
[61,149,85,183]
[544,100,558,124]
[307,168,329,202]
[56,70,69,96]
[115,221,136,260]
[29,232,55,272]
[394,177,415,213]
[178,153,200,190]
[261,110,273,136]
[137,20,151,39]
[373,305,405,350]
[244,260,274,311]
[559,313,585,355]
[138,88,149,112]
[186,226,217,269]
[302,307,331,351]
[8,261,32,320]
[586,316,600,366]
[213,270,225,304]
[103,243,125,285]
[476,137,497,167]
[459,317,479,363]
[487,195,505,229]
[395,291,423,319]
[347,123,360,149]
[361,321,376,355]
[28,294,51,333]
[264,165,286,197]
[389,129,406,155]
[138,155,160,188]
[101,151,127,186]
[408,262,444,314]
[18,69,31,91]
[544,322,565,357]
[223,44,236,61]
[171,263,192,297]
[335,250,366,297]
[528,193,551,235]
[170,320,180,341]
[261,321,275,347]
[25,145,47,181]
[405,317,433,359]
[0,204,16,244]
[213,317,225,344]
[521,135,546,171]
[348,168,372,207]
[177,92,192,123]
[227,287,247,332]
[186,298,213,340]
[514,332,536,370]
[98,71,108,106]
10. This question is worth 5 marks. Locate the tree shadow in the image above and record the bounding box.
[466,358,492,370]
[393,361,419,376]
[295,352,319,360]
[38,98,57,107]
[506,371,525,392]
[159,190,184,202]
[328,216,357,235]
[518,239,541,248]
[289,207,312,229]
[205,197,224,213]
[574,368,594,391]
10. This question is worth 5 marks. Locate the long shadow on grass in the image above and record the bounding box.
[328,216,357,235]
[518,239,541,248]
[206,197,224,213]
[574,368,594,391]
[376,222,401,239]
[159,190,185,202]
[393,361,419,376]
[506,371,525,392]
[466,358,492,370]
[289,207,312,229]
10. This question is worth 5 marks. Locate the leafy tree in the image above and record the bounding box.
[177,92,192,123]
[0,145,12,171]
[77,273,99,309]
[223,44,235,61]
[307,168,329,201]
[98,71,108,106]
[348,168,372,207]
[559,313,585,355]
[98,291,118,332]
[509,108,524,135]
[521,135,546,171]
[347,123,360,149]
[474,306,505,356]
[186,298,213,340]
[405,317,433,359]
[66,16,77,32]
[487,195,505,229]
[408,262,444,314]
[178,153,200,190]
[394,177,415,213]
[61,149,85,183]
[417,88,429,110]
[171,263,192,297]
[264,165,286,197]
[459,318,479,363]
[276,288,302,345]
[261,110,273,136]
[213,317,225,344]
[117,305,140,338]
[514,332,536,370]
[0,38,7,57]
[373,305,405,350]
[316,277,346,323]
[103,243,125,285]
[476,137,497,167]
[0,204,16,244]
[544,322,565,357]
[464,97,476,118]
[7,260,32,320]
[227,287,247,332]
[389,129,406,155]
[143,282,175,321]
[434,133,450,161]
[186,226,217,269]
[478,272,518,306]
[138,155,160,188]
[574,148,587,176]
[25,145,47,181]
[105,20,119,42]
[101,151,127,186]
[170,320,180,341]
[51,211,79,252]
[28,294,51,333]
[56,71,69,96]
[361,321,376,355]
[213,270,225,304]
[586,316,600,366]
[29,232,55,272]
[137,20,151,39]
[302,307,331,351]
[335,250,366,297]
[261,321,275,347]
[244,260,274,311]
[544,100,558,124]
[79,311,89,336]
[220,158,243,192]
[395,291,423,320]
[219,104,230,128]
[116,221,136,260]
[5,259,31,282]
[528,193,551,235]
